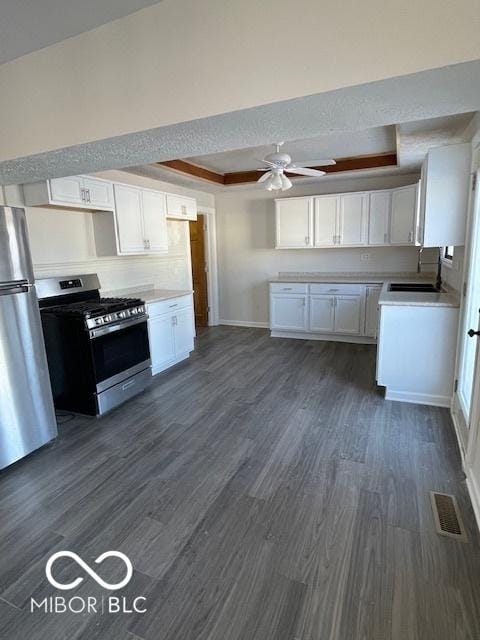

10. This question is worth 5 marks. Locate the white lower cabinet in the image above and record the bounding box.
[334,295,361,334]
[270,295,308,331]
[270,282,379,341]
[147,295,195,375]
[364,285,382,338]
[309,295,335,332]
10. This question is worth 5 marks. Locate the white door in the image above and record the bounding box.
[142,190,168,253]
[173,307,195,355]
[275,198,313,248]
[148,314,176,373]
[338,193,367,246]
[270,295,308,331]
[309,295,335,332]
[83,177,114,210]
[113,184,145,254]
[313,195,338,246]
[390,185,417,245]
[368,191,391,245]
[334,295,362,334]
[49,176,85,206]
[364,285,382,337]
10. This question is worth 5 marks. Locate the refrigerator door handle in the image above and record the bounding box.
[0,283,30,296]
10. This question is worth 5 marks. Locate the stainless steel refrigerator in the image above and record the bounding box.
[0,206,57,469]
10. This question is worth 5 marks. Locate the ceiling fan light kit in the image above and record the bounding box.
[257,142,335,192]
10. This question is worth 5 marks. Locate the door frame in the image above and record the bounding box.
[451,153,480,453]
[197,206,219,326]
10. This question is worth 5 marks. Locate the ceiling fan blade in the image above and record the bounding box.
[292,158,336,167]
[286,166,326,177]
[255,159,277,168]
[257,171,273,183]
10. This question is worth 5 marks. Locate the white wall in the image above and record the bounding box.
[215,174,430,325]
[2,172,214,293]
[1,0,480,161]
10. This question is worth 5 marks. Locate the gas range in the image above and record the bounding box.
[37,274,152,416]
[43,297,147,329]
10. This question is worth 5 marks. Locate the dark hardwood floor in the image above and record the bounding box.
[1,327,480,639]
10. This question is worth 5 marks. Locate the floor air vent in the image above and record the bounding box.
[430,492,468,542]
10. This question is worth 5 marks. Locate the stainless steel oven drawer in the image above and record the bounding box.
[96,367,151,415]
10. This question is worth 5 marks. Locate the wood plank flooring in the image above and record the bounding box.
[1,326,479,639]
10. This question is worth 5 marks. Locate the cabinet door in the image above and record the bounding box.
[368,191,391,245]
[148,314,176,373]
[275,198,313,248]
[334,295,361,334]
[390,185,417,245]
[309,295,335,332]
[113,184,145,254]
[270,295,308,331]
[166,194,197,221]
[364,285,382,338]
[338,193,367,246]
[49,176,85,206]
[142,190,168,253]
[173,307,195,355]
[313,195,338,246]
[83,177,114,210]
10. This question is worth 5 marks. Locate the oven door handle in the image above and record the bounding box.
[89,314,148,339]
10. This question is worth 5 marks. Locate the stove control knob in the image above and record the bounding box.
[95,317,103,325]
[131,308,137,315]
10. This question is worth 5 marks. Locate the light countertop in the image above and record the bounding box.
[269,272,460,308]
[102,285,193,304]
[269,271,435,284]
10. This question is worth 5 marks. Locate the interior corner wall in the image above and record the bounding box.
[215,173,430,326]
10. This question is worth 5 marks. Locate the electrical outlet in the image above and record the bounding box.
[360,253,371,261]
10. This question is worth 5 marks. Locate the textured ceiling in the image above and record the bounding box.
[186,127,396,173]
[0,0,163,64]
[1,59,480,186]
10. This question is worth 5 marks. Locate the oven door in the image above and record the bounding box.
[89,316,151,392]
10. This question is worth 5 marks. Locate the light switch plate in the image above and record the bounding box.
[360,253,371,261]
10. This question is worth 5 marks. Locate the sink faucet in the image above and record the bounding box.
[417,247,443,290]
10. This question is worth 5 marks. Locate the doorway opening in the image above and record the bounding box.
[189,214,209,328]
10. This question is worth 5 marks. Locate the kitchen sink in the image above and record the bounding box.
[388,283,442,293]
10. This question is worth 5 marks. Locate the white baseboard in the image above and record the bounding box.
[270,330,376,344]
[152,351,191,376]
[384,389,451,408]
[219,319,269,329]
[450,405,467,466]
[466,472,480,533]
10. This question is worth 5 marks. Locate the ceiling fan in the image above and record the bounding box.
[257,142,336,191]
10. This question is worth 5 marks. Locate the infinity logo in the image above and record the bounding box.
[45,551,133,591]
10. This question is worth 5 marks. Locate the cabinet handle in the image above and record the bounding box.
[332,234,336,244]
[86,189,91,203]
[169,303,178,308]
[384,232,388,243]
[305,236,309,245]
[80,188,85,202]
[408,231,413,243]
[281,287,293,291]
[181,205,187,215]
[328,288,339,292]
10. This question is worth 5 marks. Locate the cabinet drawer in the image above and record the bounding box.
[310,283,363,295]
[147,294,193,318]
[270,283,308,294]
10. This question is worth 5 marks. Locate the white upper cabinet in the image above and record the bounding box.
[24,175,115,211]
[142,190,168,253]
[275,197,313,248]
[313,196,338,247]
[166,194,197,221]
[418,143,471,247]
[114,184,145,254]
[338,193,368,246]
[390,185,418,245]
[275,185,418,249]
[113,184,168,255]
[368,191,391,245]
[48,176,85,205]
[82,177,115,210]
